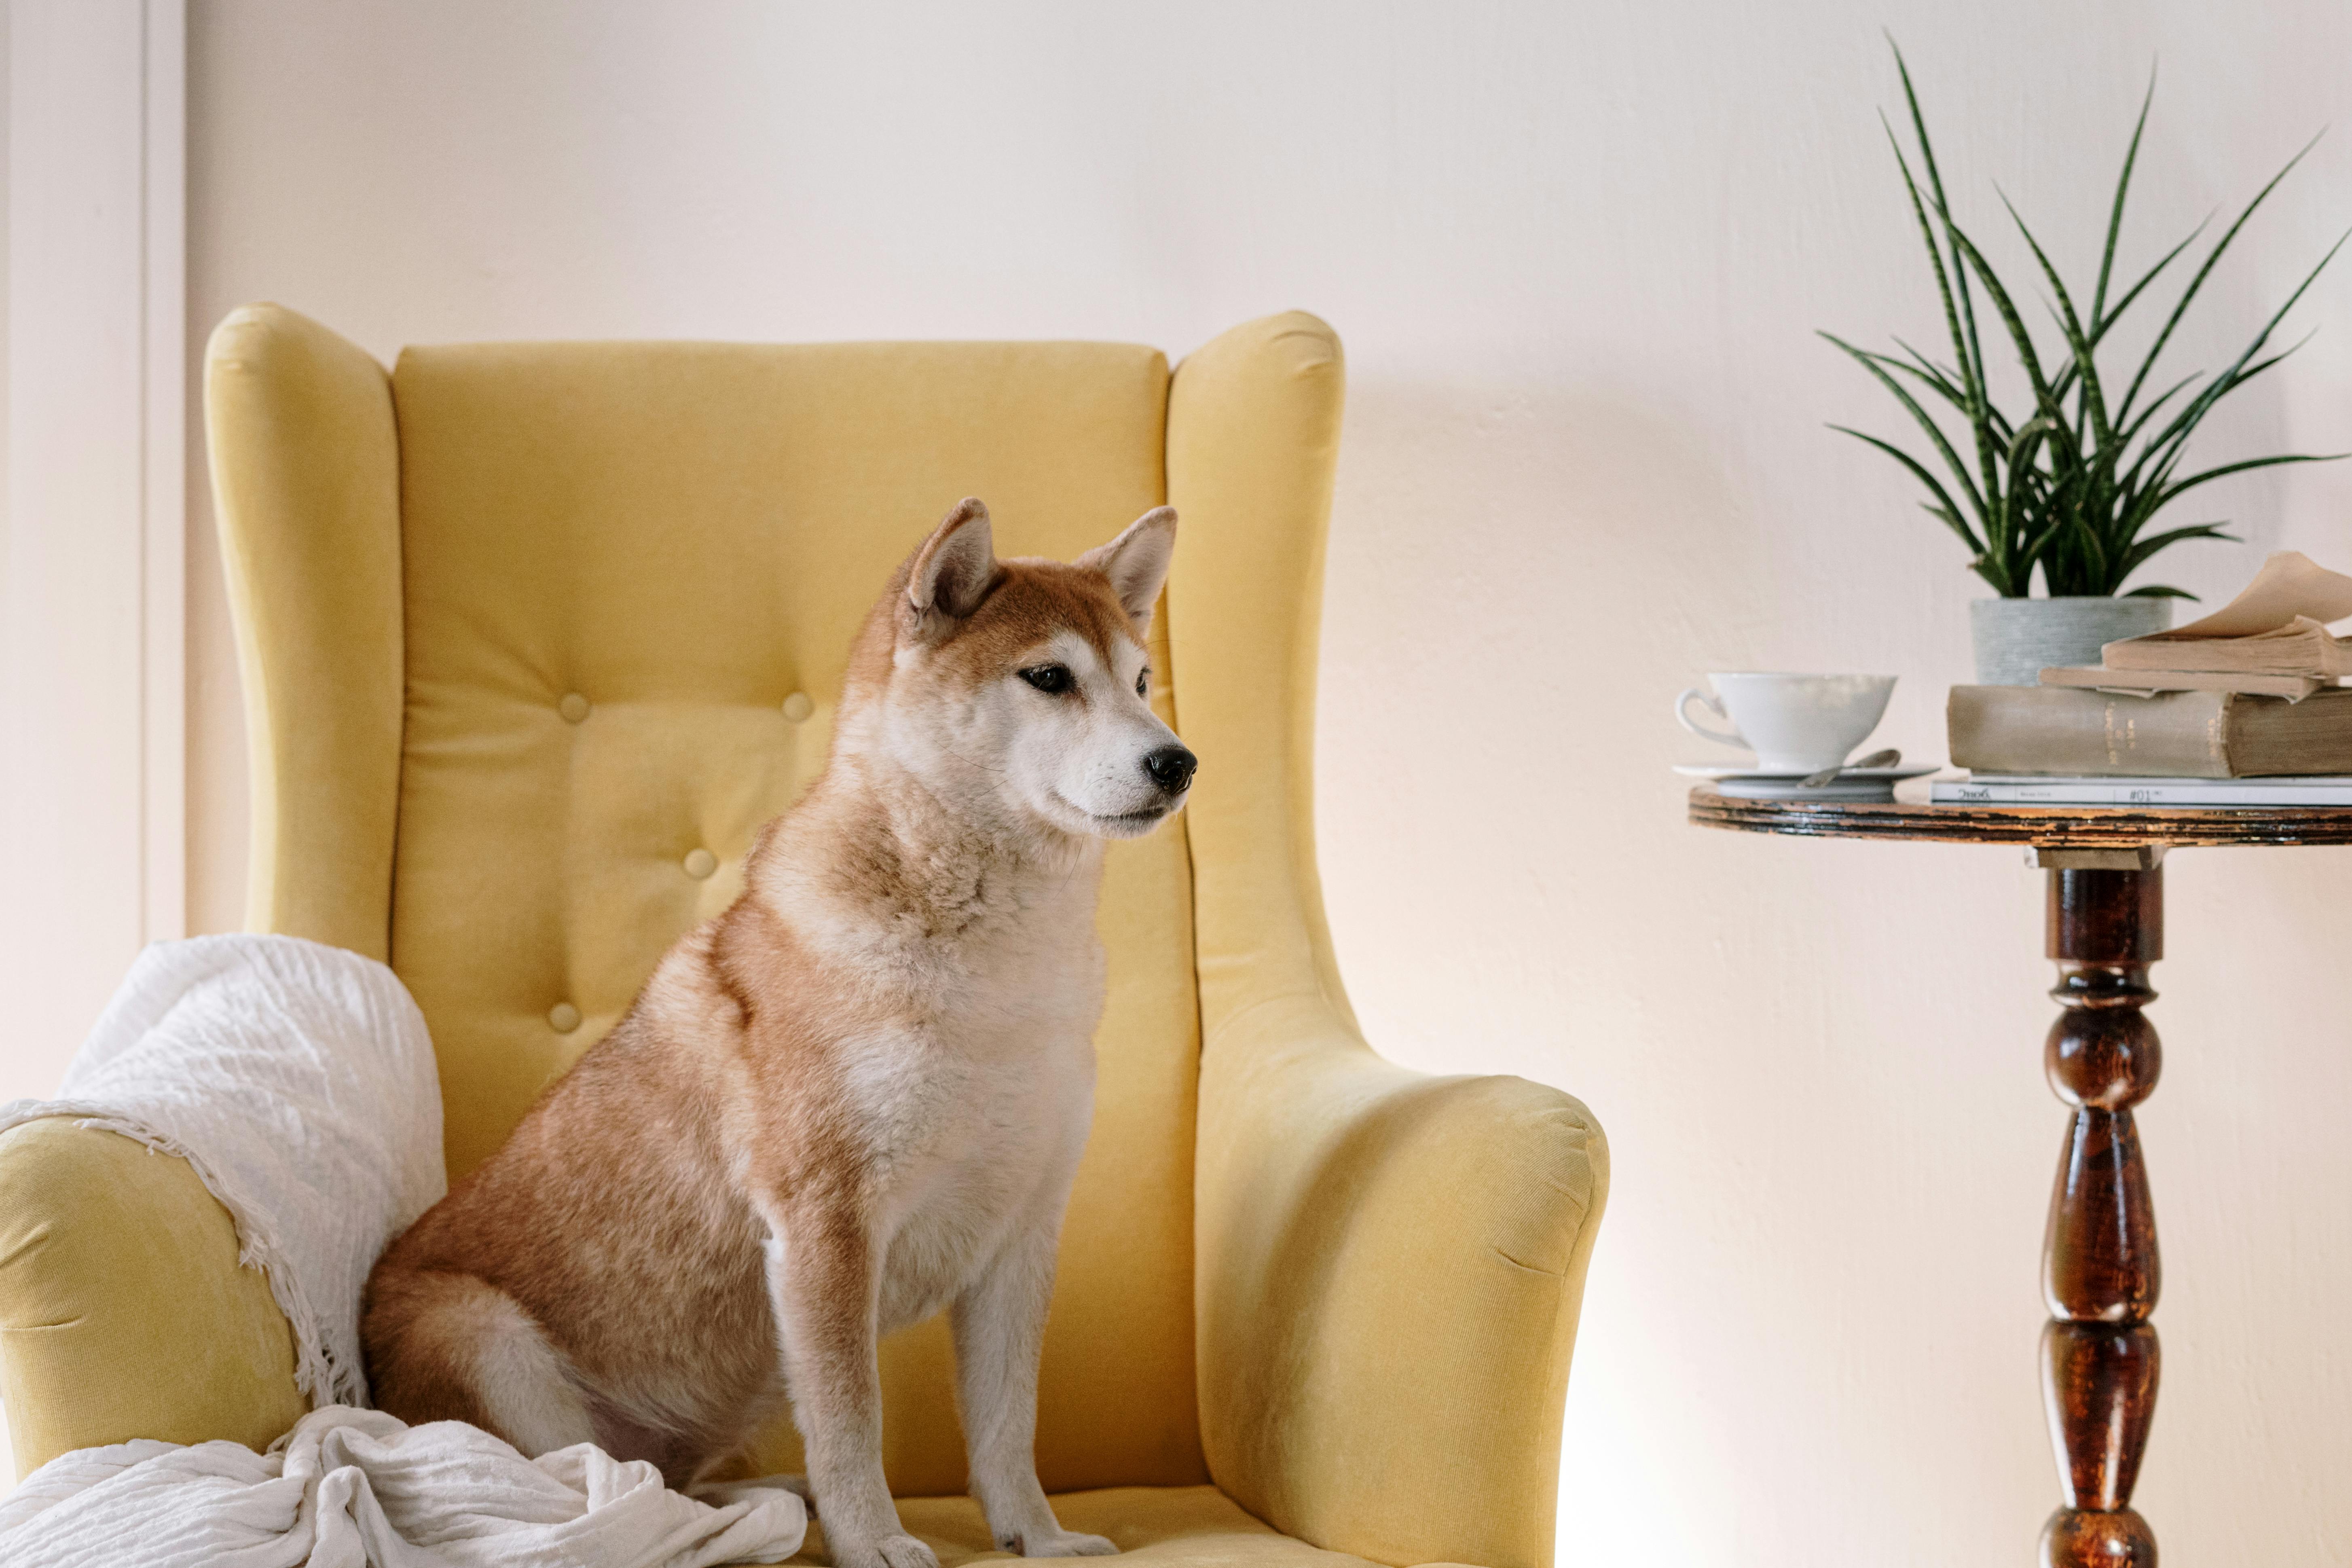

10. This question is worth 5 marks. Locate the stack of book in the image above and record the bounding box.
[1935,552,2352,806]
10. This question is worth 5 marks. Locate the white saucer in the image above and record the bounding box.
[1671,763,1937,782]
[1711,775,1903,801]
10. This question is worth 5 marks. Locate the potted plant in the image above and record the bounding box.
[1825,45,2346,685]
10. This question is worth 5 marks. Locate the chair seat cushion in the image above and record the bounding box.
[793,1487,1375,1568]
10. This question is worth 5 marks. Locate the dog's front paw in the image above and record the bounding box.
[861,1533,942,1568]
[999,1528,1118,1557]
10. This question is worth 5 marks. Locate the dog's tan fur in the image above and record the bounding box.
[363,499,1191,1568]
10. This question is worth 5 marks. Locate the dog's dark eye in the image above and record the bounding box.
[1019,664,1072,694]
[1135,671,1149,698]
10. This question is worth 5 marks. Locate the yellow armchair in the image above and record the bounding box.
[0,307,1607,1568]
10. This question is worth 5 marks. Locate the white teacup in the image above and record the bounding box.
[1675,672,1896,774]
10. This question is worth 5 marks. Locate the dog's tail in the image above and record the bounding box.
[362,1265,595,1457]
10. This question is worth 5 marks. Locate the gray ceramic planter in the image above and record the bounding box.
[1970,596,2174,686]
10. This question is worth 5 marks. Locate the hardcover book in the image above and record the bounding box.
[1947,684,2352,778]
[2036,665,2330,700]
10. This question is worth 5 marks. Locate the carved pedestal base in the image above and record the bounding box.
[2040,867,2162,1568]
[1685,791,2352,1560]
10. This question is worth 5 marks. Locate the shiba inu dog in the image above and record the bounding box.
[362,498,1194,1568]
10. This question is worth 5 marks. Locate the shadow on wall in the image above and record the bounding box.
[1312,374,2033,1563]
[1320,367,1973,954]
[1316,371,1823,1064]
[1320,369,1880,788]
[1332,373,1771,660]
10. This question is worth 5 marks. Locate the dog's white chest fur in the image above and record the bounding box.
[792,855,1107,1336]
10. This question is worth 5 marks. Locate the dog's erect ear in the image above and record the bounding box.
[1075,506,1178,633]
[906,497,1000,631]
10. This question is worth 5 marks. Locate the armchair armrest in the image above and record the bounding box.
[1196,995,1609,1568]
[0,1118,305,1479]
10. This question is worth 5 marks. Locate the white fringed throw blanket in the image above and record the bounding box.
[0,1405,805,1567]
[0,936,806,1567]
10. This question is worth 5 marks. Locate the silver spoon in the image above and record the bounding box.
[1800,747,1900,789]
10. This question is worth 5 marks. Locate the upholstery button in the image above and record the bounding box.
[548,1002,581,1033]
[558,693,590,724]
[683,848,718,880]
[781,692,814,723]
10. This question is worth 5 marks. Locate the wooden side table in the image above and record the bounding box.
[1689,787,2352,1567]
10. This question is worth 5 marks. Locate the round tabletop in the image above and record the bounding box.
[1688,785,2352,848]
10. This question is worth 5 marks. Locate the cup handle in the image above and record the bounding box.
[1675,686,1747,749]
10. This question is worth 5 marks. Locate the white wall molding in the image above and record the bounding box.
[142,0,186,950]
[0,0,186,1103]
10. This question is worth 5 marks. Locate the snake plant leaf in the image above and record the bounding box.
[2115,372,2201,448]
[2118,522,2238,577]
[1820,332,1989,522]
[1827,424,1988,552]
[1889,39,1989,402]
[2124,233,2349,492]
[2115,131,2324,422]
[1879,113,2003,506]
[2074,522,2112,580]
[2122,468,2191,550]
[2001,190,2113,452]
[1970,561,2016,595]
[2092,69,2159,325]
[2003,413,2058,472]
[1889,338,1963,382]
[2014,452,2081,559]
[2020,510,2076,569]
[2050,220,2208,413]
[1880,117,1980,408]
[1994,200,2126,517]
[1859,347,1973,412]
[2092,218,2208,345]
[2123,584,2199,599]
[2162,227,2348,438]
[2154,451,2350,509]
[2119,360,2274,495]
[1893,339,2019,444]
[1943,222,2063,417]
[2238,328,2318,385]
[1924,506,2004,586]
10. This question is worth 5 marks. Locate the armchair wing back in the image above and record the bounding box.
[0,306,1608,1568]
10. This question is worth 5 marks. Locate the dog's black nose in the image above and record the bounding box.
[1142,745,1198,794]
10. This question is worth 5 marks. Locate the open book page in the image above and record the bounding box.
[2145,551,2352,639]
[2102,614,2352,675]
[2099,551,2352,675]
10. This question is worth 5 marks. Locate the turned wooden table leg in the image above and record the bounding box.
[2040,864,2163,1567]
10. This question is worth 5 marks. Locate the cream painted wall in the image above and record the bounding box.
[5,0,183,1109]
[186,3,2352,1562]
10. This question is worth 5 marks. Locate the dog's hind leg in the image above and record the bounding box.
[363,1267,596,1457]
